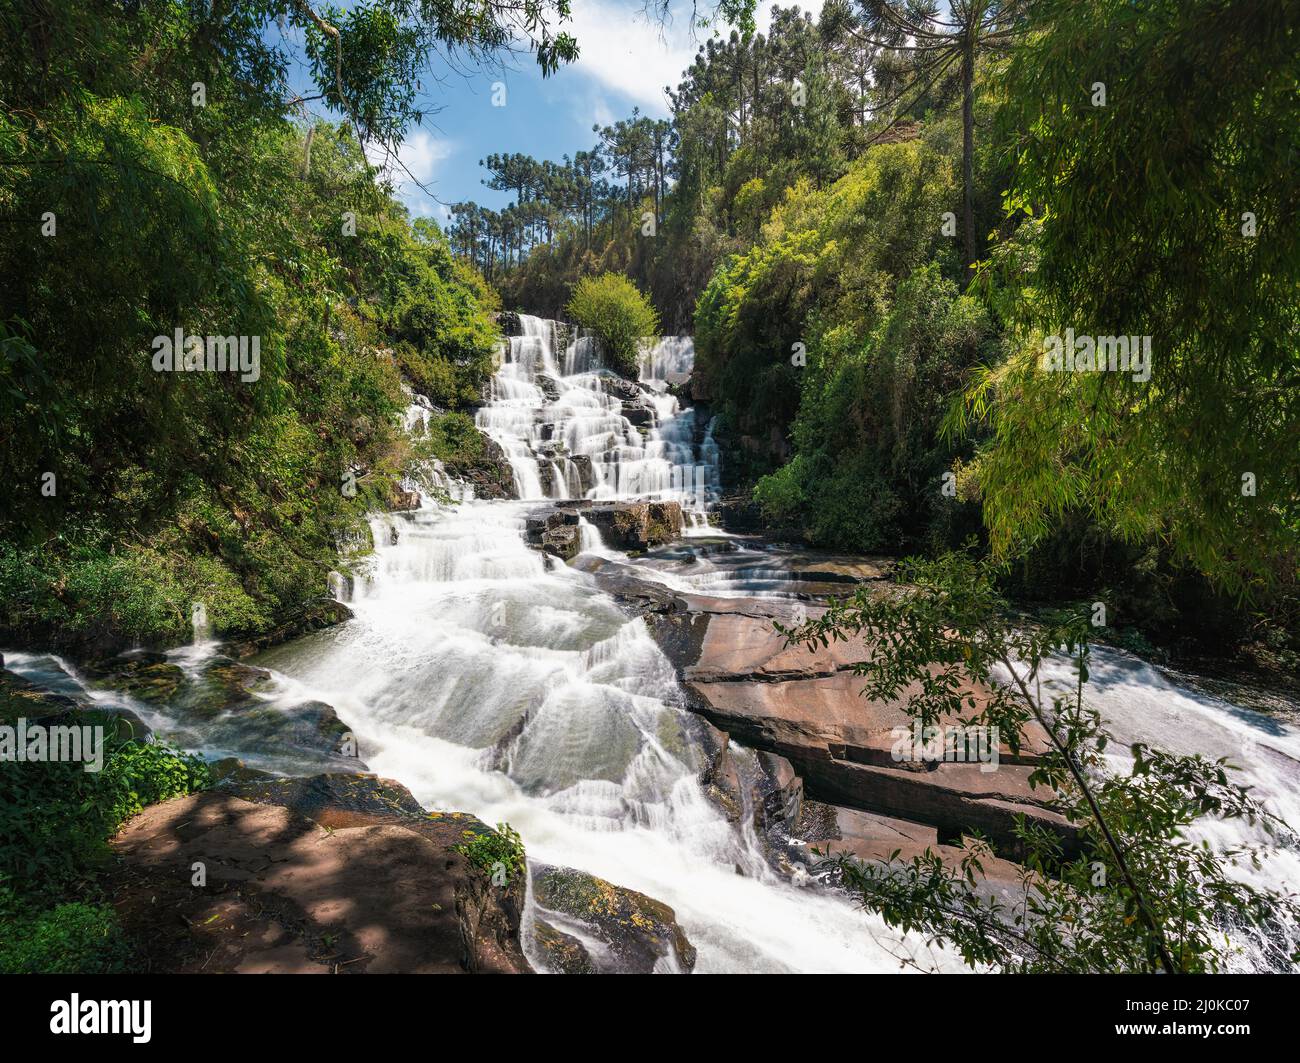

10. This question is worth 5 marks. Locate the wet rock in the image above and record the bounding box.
[223,772,428,821]
[533,918,596,975]
[223,598,353,659]
[717,494,763,533]
[574,500,683,551]
[208,756,275,786]
[530,863,696,974]
[110,779,532,974]
[570,454,594,493]
[496,310,523,336]
[758,751,804,828]
[524,507,583,561]
[0,667,151,743]
[622,402,654,428]
[82,651,185,704]
[698,720,743,822]
[441,431,517,500]
[389,486,421,512]
[798,801,1031,905]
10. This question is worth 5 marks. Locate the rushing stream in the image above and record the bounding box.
[5,316,1298,972]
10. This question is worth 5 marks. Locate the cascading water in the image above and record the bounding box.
[234,318,950,971]
[7,315,1295,972]
[475,316,720,524]
[247,499,949,972]
[1031,648,1300,971]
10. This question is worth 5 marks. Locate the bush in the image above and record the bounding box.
[566,273,659,377]
[0,724,210,911]
[0,903,131,974]
[454,822,525,884]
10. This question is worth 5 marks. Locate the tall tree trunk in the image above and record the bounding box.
[961,38,976,271]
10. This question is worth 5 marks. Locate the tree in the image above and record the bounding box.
[857,0,1029,268]
[566,274,660,378]
[954,0,1300,598]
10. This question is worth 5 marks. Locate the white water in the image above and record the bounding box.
[7,316,1295,972]
[244,318,949,971]
[1032,648,1300,971]
[252,499,950,972]
[474,316,719,524]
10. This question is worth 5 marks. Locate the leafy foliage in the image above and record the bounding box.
[0,902,132,975]
[454,822,526,884]
[0,4,530,651]
[955,0,1300,597]
[565,273,660,378]
[0,723,211,913]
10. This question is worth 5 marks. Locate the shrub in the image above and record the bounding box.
[0,903,131,974]
[0,724,210,911]
[566,273,659,377]
[454,822,526,884]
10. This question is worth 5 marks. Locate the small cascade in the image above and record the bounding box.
[326,570,351,603]
[190,602,212,645]
[475,315,720,520]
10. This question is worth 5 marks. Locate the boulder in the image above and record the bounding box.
[82,651,185,704]
[532,919,597,975]
[0,667,151,743]
[109,776,532,974]
[496,310,523,336]
[389,486,421,512]
[223,598,353,659]
[524,506,583,561]
[576,500,683,551]
[529,863,696,973]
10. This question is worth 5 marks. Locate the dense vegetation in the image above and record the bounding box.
[450,0,1299,667]
[0,0,581,974]
[1,0,1297,976]
[0,0,574,653]
[0,701,210,972]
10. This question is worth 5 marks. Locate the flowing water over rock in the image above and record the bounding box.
[6,317,1297,972]
[474,315,719,523]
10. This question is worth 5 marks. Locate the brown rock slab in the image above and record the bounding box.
[109,778,531,974]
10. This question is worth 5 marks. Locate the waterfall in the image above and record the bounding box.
[240,497,944,972]
[475,315,720,519]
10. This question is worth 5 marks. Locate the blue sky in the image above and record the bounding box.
[283,1,824,223]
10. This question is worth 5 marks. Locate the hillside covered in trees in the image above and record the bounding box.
[449,0,1300,670]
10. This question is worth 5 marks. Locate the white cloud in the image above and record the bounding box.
[566,1,696,115]
[565,0,827,116]
[367,130,455,216]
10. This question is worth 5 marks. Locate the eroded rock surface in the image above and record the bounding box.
[589,555,1075,860]
[529,863,696,973]
[110,775,531,974]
